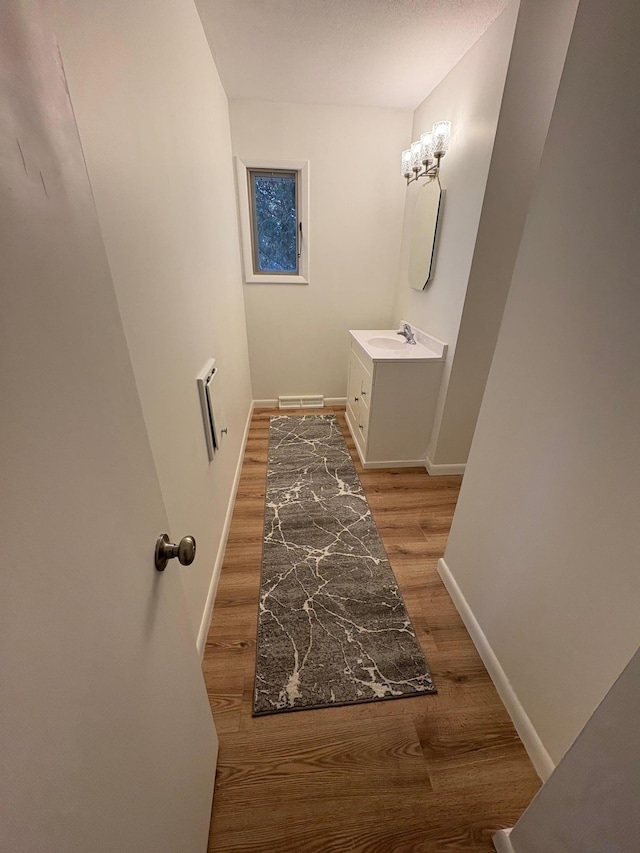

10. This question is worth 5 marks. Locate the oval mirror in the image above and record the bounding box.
[408,180,444,291]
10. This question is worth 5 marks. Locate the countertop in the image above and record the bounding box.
[349,328,447,363]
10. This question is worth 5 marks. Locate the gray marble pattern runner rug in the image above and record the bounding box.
[253,414,436,716]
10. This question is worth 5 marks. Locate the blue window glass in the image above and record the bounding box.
[249,170,298,274]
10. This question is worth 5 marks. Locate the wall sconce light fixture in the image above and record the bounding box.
[401,120,451,185]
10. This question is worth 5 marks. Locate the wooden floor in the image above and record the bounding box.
[204,407,539,852]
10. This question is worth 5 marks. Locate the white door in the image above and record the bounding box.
[0,4,217,851]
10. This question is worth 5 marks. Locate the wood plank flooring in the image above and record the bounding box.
[204,407,539,852]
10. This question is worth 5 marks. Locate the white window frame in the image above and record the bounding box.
[235,157,310,285]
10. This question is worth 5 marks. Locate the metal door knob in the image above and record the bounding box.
[155,533,197,571]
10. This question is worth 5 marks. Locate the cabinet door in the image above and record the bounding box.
[355,395,370,441]
[347,346,373,452]
[347,349,363,411]
[347,349,368,408]
[359,364,373,407]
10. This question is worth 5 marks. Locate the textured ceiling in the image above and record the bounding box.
[196,0,511,110]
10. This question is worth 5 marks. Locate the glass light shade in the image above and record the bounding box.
[432,120,451,156]
[419,131,434,163]
[401,148,412,177]
[410,140,422,172]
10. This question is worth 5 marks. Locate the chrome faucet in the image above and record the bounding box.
[396,322,417,345]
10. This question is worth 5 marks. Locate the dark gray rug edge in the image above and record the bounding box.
[252,687,434,717]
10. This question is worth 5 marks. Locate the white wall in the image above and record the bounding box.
[443,0,640,766]
[229,100,411,401]
[50,0,253,644]
[392,1,519,462]
[509,647,640,852]
[433,0,578,464]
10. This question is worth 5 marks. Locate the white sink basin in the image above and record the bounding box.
[366,336,408,351]
[349,327,447,362]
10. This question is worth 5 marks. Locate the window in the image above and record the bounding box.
[236,158,309,284]
[249,170,298,275]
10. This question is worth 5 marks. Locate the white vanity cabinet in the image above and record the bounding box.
[345,328,446,468]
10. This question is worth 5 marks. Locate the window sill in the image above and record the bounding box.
[244,274,309,285]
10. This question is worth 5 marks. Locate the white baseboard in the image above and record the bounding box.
[253,397,346,409]
[425,456,466,476]
[360,458,426,469]
[493,829,515,853]
[196,400,254,658]
[437,558,555,781]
